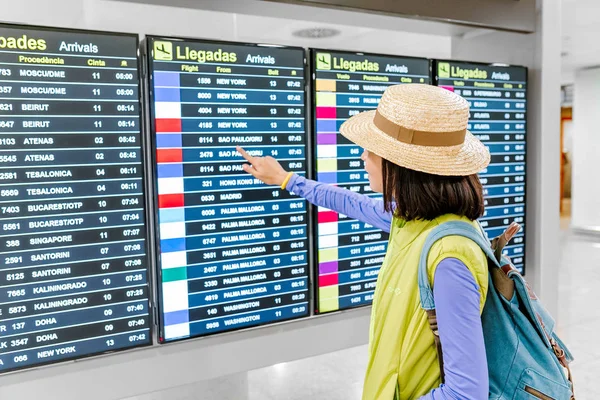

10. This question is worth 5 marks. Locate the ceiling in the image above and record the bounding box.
[117,0,474,36]
[113,0,594,85]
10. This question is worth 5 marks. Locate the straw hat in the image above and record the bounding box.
[340,84,490,176]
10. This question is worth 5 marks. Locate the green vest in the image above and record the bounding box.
[362,214,489,400]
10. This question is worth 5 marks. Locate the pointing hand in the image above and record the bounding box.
[237,146,290,186]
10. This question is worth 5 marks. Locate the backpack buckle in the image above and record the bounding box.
[550,338,567,366]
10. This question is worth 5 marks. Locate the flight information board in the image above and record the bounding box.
[0,24,150,373]
[147,37,309,342]
[435,60,527,272]
[311,50,430,313]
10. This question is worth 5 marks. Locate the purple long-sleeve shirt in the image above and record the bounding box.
[287,174,488,399]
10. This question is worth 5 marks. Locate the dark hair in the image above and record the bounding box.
[382,159,485,221]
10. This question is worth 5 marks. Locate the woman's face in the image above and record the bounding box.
[362,149,383,193]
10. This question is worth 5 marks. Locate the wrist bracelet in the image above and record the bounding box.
[280,172,294,190]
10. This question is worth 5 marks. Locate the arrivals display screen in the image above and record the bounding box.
[0,24,151,373]
[147,37,309,342]
[311,49,430,313]
[435,60,527,272]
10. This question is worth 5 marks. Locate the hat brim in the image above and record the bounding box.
[340,110,491,176]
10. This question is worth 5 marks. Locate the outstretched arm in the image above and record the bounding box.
[286,174,392,232]
[237,146,393,232]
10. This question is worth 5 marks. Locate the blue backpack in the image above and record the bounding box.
[418,221,575,399]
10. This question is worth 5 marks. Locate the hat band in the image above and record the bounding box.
[373,111,466,147]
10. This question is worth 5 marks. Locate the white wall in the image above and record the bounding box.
[562,67,576,85]
[526,0,562,317]
[571,67,600,231]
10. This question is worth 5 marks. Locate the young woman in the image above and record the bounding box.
[238,84,491,399]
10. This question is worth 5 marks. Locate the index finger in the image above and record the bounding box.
[236,146,255,163]
[504,222,521,242]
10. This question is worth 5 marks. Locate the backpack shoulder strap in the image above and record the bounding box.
[418,221,515,385]
[418,221,501,384]
[418,221,501,311]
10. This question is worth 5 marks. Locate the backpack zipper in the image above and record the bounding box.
[525,386,554,400]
